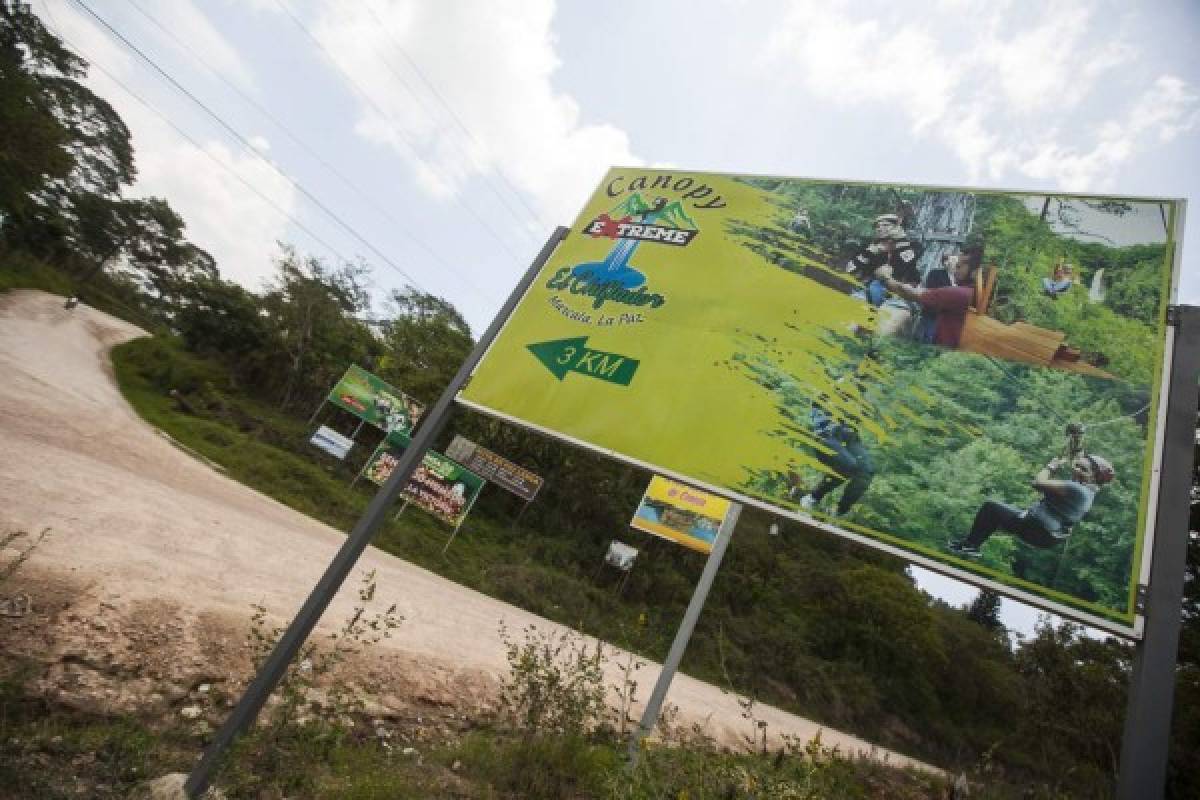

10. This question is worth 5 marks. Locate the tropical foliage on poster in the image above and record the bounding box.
[460,168,1177,632]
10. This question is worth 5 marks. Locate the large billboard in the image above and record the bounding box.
[459,168,1182,635]
[328,365,424,435]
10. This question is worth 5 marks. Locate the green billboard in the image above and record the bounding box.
[363,432,485,528]
[327,365,423,435]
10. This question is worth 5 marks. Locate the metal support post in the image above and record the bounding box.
[1117,305,1200,798]
[184,226,567,798]
[306,398,325,427]
[511,498,532,530]
[442,518,466,554]
[627,502,742,766]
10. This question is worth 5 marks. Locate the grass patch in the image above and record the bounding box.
[0,664,960,799]
[0,250,74,296]
[0,666,189,799]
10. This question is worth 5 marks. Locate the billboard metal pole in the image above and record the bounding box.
[442,518,466,554]
[306,398,324,426]
[627,502,742,767]
[1117,305,1200,799]
[184,226,567,799]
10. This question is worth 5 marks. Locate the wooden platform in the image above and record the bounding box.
[959,313,1115,380]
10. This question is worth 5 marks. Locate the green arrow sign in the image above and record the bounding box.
[526,336,640,386]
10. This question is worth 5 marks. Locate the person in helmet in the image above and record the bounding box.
[845,213,921,307]
[948,453,1114,557]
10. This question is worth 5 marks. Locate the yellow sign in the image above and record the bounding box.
[631,475,732,554]
[460,167,1179,635]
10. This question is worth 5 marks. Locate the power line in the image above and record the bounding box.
[71,0,435,296]
[123,0,496,305]
[270,0,526,265]
[358,0,550,235]
[39,6,356,269]
[363,0,552,233]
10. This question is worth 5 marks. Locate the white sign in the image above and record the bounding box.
[605,540,639,571]
[310,425,354,460]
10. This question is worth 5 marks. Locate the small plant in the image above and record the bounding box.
[715,623,771,755]
[609,613,649,738]
[0,528,51,586]
[497,622,607,736]
[218,570,404,796]
[245,569,404,729]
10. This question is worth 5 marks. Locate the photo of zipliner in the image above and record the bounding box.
[730,179,1173,621]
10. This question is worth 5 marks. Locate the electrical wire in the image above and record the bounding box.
[270,0,526,265]
[123,0,498,305]
[39,6,357,268]
[360,0,552,235]
[981,355,1149,430]
[71,0,435,296]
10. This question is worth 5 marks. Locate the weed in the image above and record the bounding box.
[497,622,607,736]
[0,528,51,587]
[215,570,403,796]
[609,615,649,738]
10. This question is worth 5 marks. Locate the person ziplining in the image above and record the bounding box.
[948,442,1115,558]
[788,353,880,518]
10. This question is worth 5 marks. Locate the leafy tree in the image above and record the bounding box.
[967,589,1003,632]
[376,286,473,405]
[259,245,378,410]
[1011,622,1129,793]
[116,197,216,306]
[174,277,272,363]
[0,5,133,219]
[1,4,213,318]
[0,4,74,218]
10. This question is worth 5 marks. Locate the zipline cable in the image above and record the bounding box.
[271,0,526,266]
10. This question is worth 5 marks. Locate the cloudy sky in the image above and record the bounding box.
[37,0,1200,634]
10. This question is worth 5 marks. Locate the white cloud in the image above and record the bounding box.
[1018,75,1200,189]
[977,2,1111,115]
[307,0,641,226]
[38,0,296,288]
[136,0,256,89]
[133,136,297,289]
[760,0,1198,191]
[1132,75,1200,143]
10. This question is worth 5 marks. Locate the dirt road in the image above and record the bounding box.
[0,289,929,768]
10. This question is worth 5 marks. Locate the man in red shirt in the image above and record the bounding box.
[883,251,979,349]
